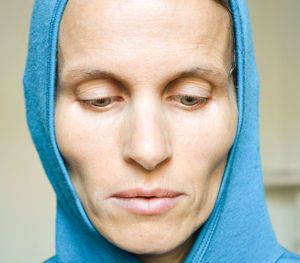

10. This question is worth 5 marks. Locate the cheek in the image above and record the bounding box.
[171,100,237,171]
[169,99,237,222]
[54,98,122,185]
[55,100,127,215]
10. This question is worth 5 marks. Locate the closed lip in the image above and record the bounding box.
[108,188,186,215]
[111,188,184,198]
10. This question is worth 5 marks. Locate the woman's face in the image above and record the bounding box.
[55,0,237,261]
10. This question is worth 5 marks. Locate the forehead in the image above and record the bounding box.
[58,0,232,84]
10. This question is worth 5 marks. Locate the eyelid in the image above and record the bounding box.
[75,80,122,99]
[166,78,212,96]
[85,96,122,103]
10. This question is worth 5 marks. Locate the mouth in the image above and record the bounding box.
[108,188,186,215]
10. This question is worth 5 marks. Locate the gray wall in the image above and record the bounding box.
[0,1,56,262]
[248,0,300,253]
[1,0,299,262]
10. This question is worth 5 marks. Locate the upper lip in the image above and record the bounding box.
[111,188,183,198]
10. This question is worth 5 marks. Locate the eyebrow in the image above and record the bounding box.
[60,65,229,89]
[60,69,124,88]
[172,66,228,85]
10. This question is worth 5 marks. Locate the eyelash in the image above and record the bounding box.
[82,95,209,110]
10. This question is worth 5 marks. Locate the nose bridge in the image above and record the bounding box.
[123,97,172,171]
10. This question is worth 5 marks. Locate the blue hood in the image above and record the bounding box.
[23,0,300,262]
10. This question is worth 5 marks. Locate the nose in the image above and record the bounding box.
[122,99,172,171]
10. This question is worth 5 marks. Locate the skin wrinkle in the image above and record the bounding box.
[55,1,238,263]
[60,66,229,98]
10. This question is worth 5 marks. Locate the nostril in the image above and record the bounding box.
[129,158,158,171]
[130,155,171,171]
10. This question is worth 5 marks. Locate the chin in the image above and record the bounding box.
[102,222,195,256]
[117,238,180,255]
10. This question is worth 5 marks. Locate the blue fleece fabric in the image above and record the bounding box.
[24,0,300,262]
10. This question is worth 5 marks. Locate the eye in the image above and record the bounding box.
[180,96,205,106]
[84,96,123,108]
[173,95,208,106]
[90,97,112,107]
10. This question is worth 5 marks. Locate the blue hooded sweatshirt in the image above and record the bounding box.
[24,0,300,262]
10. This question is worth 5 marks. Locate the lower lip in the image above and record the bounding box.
[109,196,184,215]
